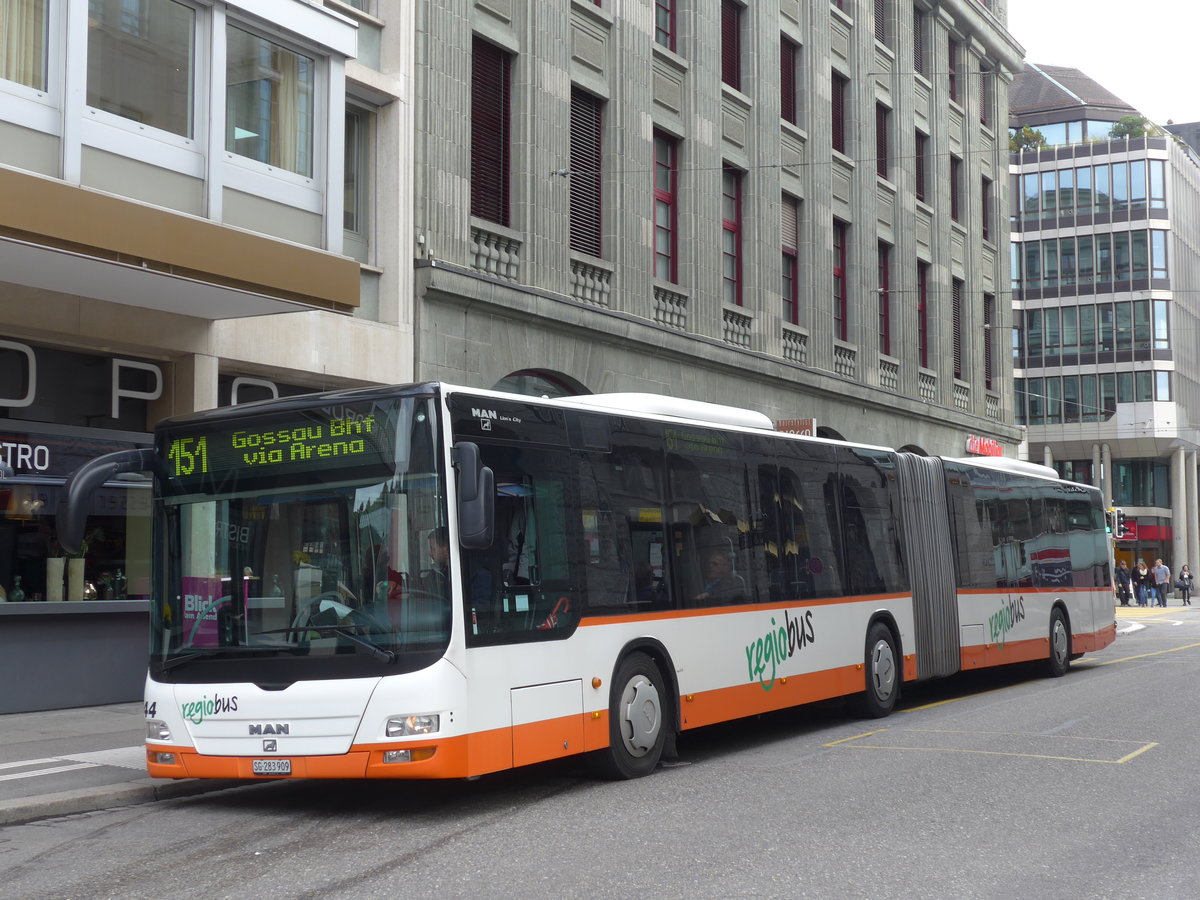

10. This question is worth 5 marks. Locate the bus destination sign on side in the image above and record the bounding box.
[163,406,393,488]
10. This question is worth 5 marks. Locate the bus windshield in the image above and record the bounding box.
[152,394,450,681]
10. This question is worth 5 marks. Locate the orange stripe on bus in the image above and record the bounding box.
[677,664,866,730]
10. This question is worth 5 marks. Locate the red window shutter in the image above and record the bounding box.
[832,72,846,154]
[948,38,959,102]
[984,293,995,390]
[915,131,927,201]
[878,242,891,356]
[721,1,740,90]
[952,278,964,380]
[917,262,929,369]
[781,39,797,125]
[950,156,961,222]
[471,38,511,226]
[913,9,925,76]
[570,89,603,257]
[981,177,991,241]
[876,103,889,178]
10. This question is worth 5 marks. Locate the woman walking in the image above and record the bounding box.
[1133,559,1151,607]
[1178,565,1194,606]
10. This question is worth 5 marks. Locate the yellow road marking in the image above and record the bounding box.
[831,744,1155,764]
[903,685,1020,711]
[823,728,888,746]
[825,728,1157,764]
[1089,641,1200,666]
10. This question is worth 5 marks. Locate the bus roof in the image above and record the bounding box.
[550,392,775,431]
[942,456,1065,482]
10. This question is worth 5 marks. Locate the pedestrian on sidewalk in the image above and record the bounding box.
[1177,565,1194,606]
[1133,559,1151,607]
[1152,558,1171,607]
[1115,560,1133,606]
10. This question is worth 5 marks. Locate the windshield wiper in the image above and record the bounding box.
[255,626,397,664]
[159,646,283,672]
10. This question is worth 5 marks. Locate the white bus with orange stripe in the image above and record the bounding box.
[57,383,1115,781]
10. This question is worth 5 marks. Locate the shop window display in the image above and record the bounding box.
[0,482,149,602]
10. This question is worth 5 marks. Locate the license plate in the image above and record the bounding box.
[252,758,291,776]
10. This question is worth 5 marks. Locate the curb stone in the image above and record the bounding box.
[0,778,246,827]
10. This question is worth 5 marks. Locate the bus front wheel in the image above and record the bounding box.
[853,622,899,719]
[592,652,668,779]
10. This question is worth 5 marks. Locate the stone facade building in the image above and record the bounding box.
[413,0,1024,454]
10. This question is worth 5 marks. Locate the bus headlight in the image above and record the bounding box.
[386,714,440,737]
[146,720,172,742]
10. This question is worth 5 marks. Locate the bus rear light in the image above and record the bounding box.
[387,714,440,737]
[147,720,172,741]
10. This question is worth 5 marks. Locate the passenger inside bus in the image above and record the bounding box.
[693,547,747,603]
[417,526,451,596]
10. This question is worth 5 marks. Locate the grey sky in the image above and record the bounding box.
[1005,0,1199,127]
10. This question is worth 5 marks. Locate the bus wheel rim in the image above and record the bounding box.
[620,675,661,757]
[870,638,896,700]
[1051,617,1068,664]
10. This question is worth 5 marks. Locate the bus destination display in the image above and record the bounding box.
[163,406,393,488]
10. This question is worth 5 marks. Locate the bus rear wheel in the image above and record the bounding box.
[592,652,667,779]
[1045,607,1070,678]
[853,622,899,718]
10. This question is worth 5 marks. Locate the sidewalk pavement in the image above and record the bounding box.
[0,701,237,827]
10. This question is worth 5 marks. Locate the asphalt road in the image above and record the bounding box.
[0,606,1195,900]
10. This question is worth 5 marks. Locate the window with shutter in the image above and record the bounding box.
[917,262,929,369]
[781,38,798,125]
[570,88,603,257]
[948,38,959,103]
[981,176,992,242]
[950,156,962,222]
[876,103,889,179]
[832,71,847,154]
[915,131,927,202]
[913,7,926,77]
[984,293,995,390]
[979,63,991,127]
[874,0,887,44]
[952,278,964,380]
[721,0,741,90]
[878,242,891,355]
[471,38,511,226]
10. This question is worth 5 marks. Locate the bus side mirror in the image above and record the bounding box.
[453,441,494,550]
[57,448,162,555]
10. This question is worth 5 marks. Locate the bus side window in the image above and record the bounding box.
[836,449,908,597]
[666,445,751,608]
[582,421,670,613]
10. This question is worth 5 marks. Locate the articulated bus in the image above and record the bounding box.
[58,382,1116,781]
